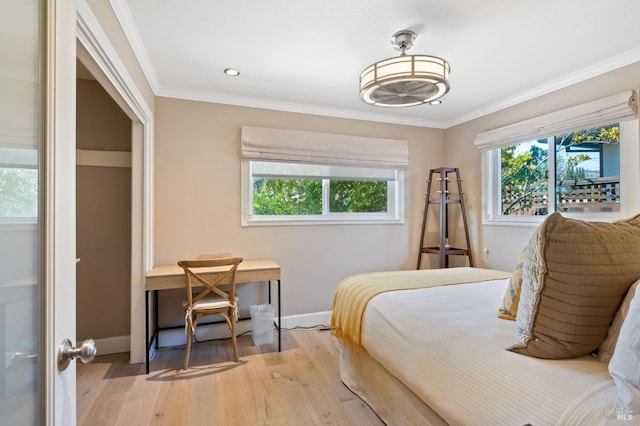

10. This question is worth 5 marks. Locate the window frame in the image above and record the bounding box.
[241,160,405,226]
[483,119,639,226]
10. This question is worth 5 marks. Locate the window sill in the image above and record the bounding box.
[483,211,628,227]
[241,215,404,227]
[0,219,37,231]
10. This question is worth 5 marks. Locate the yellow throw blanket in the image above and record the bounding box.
[331,267,512,355]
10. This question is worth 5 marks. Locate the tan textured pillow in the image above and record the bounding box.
[508,212,640,359]
[597,280,640,362]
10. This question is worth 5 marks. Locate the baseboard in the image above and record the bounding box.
[91,335,130,356]
[280,311,331,330]
[156,310,333,349]
[115,311,334,360]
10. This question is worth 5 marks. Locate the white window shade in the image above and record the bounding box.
[252,161,397,181]
[241,126,408,168]
[474,90,639,152]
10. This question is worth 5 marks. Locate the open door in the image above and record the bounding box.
[45,0,84,424]
[1,0,81,424]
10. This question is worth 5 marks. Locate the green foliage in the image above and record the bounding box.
[501,124,619,215]
[500,144,548,215]
[252,177,388,215]
[559,154,591,181]
[0,167,38,217]
[253,178,322,215]
[329,180,387,213]
[569,125,619,145]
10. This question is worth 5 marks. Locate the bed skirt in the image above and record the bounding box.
[340,345,447,426]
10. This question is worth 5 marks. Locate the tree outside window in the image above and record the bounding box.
[500,123,620,216]
[252,178,388,215]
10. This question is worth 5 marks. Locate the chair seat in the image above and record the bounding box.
[186,296,239,311]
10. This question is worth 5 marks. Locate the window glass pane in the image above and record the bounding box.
[554,123,620,213]
[329,180,388,213]
[0,167,38,217]
[252,177,322,215]
[500,141,549,216]
[0,147,38,218]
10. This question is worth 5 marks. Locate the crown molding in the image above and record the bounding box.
[157,86,448,129]
[444,47,640,128]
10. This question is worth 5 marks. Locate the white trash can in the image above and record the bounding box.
[250,304,274,346]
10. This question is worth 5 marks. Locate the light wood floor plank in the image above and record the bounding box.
[77,330,385,426]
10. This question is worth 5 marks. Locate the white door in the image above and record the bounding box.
[1,0,77,424]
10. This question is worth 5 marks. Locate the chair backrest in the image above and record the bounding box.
[198,253,232,260]
[177,257,243,307]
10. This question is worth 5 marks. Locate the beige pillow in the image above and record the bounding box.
[508,212,640,359]
[597,280,640,362]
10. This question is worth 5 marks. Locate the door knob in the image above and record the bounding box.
[57,338,97,371]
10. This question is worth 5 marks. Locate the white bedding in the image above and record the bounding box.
[359,278,616,425]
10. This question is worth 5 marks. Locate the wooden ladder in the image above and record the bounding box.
[417,167,474,269]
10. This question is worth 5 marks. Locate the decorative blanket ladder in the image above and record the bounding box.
[417,167,474,269]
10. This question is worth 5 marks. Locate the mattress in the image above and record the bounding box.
[346,276,616,425]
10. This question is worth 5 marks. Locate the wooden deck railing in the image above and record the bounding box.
[502,176,620,215]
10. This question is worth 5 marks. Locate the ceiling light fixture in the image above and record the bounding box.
[224,68,240,76]
[359,30,450,107]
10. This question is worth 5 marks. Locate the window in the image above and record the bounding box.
[0,147,38,221]
[476,91,639,225]
[240,127,407,226]
[498,123,620,217]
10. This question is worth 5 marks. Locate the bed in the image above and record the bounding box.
[332,213,640,424]
[332,266,634,425]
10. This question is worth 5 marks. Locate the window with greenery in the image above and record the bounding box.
[0,147,38,219]
[478,91,638,225]
[243,161,403,225]
[500,123,620,216]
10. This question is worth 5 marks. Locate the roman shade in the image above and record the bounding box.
[241,126,409,169]
[474,90,639,152]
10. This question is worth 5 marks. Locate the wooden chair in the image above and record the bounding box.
[178,256,243,369]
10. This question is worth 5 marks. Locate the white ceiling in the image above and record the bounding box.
[117,0,640,128]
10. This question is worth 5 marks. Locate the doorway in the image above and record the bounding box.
[76,24,153,367]
[75,60,132,355]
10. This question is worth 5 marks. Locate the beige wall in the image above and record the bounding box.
[76,79,132,340]
[153,97,445,320]
[445,61,640,272]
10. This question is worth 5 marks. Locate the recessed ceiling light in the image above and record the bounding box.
[224,68,240,76]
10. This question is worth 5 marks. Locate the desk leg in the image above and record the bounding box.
[267,280,282,352]
[277,279,281,352]
[145,290,150,374]
[154,289,159,353]
[145,289,159,374]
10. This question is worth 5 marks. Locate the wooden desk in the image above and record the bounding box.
[144,259,281,373]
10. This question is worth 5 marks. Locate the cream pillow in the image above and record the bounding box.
[597,280,640,362]
[609,284,640,416]
[508,212,640,359]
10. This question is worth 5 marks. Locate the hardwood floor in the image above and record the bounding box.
[77,329,385,425]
